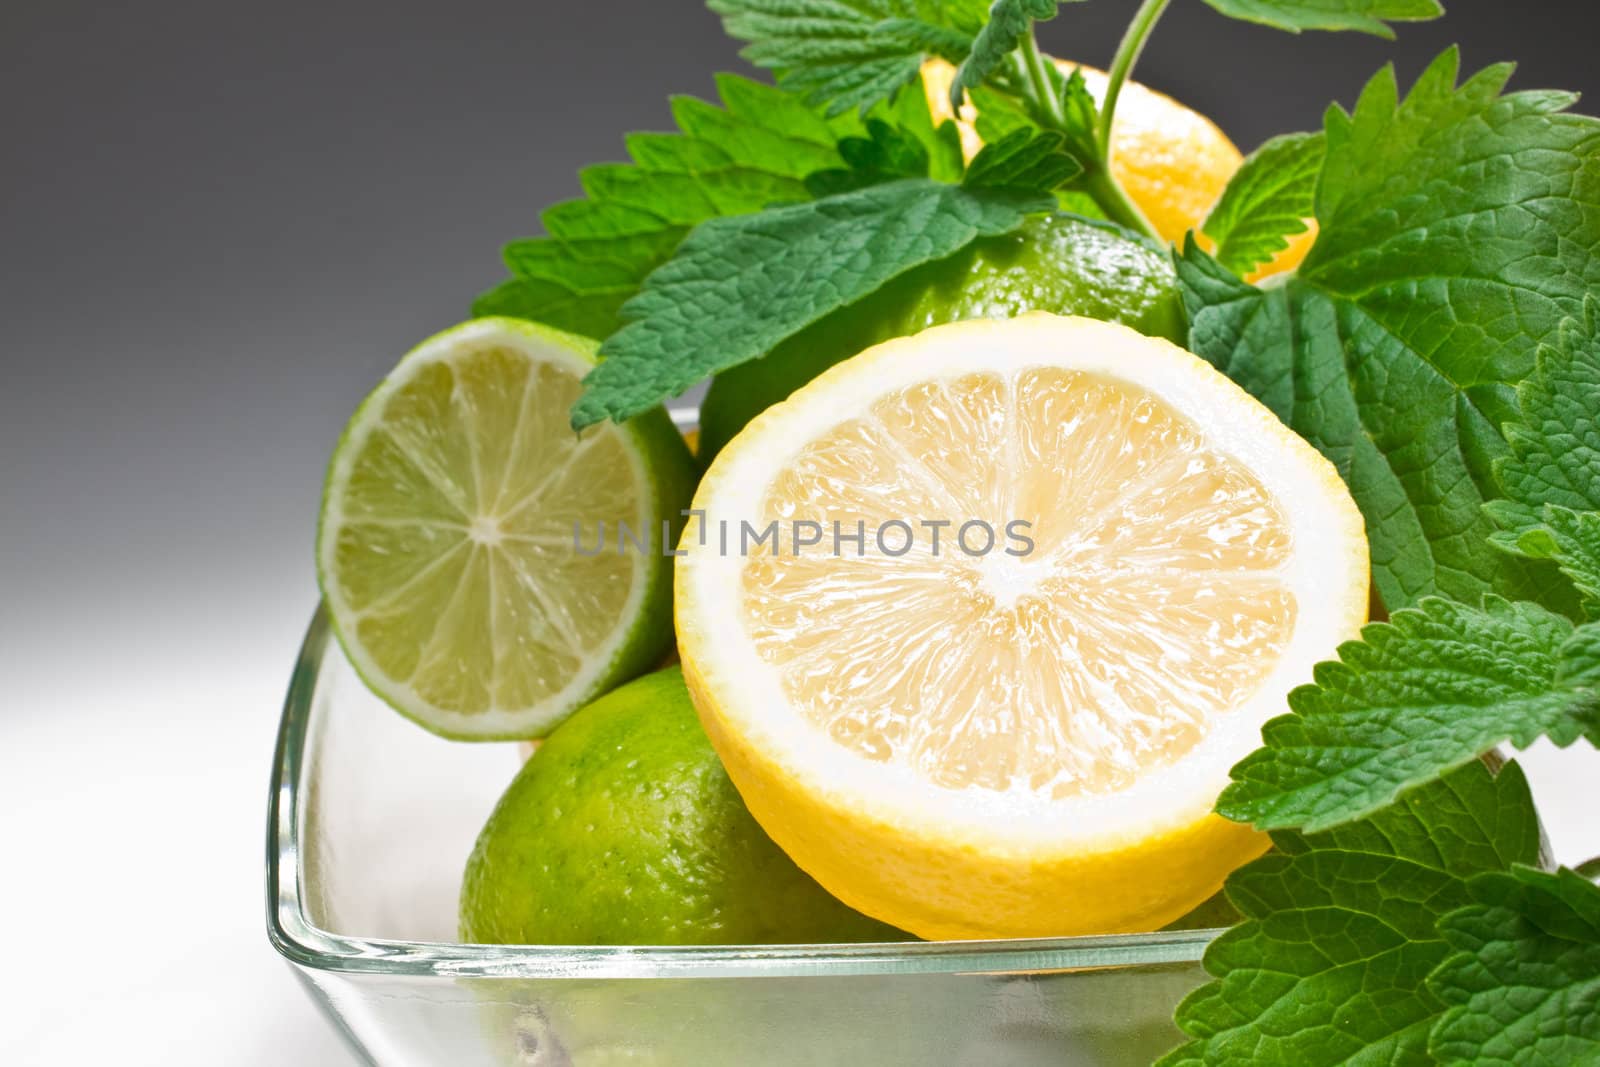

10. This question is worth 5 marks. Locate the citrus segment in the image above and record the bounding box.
[676,314,1369,939]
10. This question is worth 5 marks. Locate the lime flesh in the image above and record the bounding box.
[698,213,1186,462]
[317,317,695,740]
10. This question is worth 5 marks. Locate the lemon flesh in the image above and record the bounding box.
[318,317,695,740]
[677,314,1368,939]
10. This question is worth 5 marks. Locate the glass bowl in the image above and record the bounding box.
[266,606,1217,1065]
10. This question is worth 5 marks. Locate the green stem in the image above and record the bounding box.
[1009,17,1163,241]
[1019,32,1066,130]
[1084,166,1154,237]
[1099,0,1172,153]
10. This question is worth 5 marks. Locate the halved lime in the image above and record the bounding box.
[317,317,696,740]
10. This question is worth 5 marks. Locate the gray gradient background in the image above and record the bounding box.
[4,2,1599,1062]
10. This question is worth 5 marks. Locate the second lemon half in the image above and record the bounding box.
[676,314,1368,940]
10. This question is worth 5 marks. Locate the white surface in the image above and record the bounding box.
[1,584,357,1066]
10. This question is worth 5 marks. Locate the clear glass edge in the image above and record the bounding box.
[266,404,1223,978]
[268,607,1221,979]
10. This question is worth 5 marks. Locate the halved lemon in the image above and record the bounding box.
[675,314,1368,939]
[317,317,696,740]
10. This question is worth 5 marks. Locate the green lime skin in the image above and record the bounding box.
[698,213,1186,463]
[460,666,906,946]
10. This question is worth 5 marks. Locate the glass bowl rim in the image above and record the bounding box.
[266,606,1219,980]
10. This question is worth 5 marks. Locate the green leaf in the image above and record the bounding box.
[1496,507,1600,622]
[969,83,1035,143]
[1485,301,1600,619]
[1199,0,1442,39]
[877,71,968,183]
[966,77,1109,219]
[804,82,966,196]
[962,128,1082,192]
[805,118,934,196]
[1199,131,1323,276]
[1054,65,1101,168]
[571,179,1047,426]
[474,74,855,339]
[709,0,989,116]
[1429,866,1600,1065]
[952,0,1082,106]
[972,56,1099,167]
[1177,50,1600,613]
[1216,597,1600,832]
[1163,760,1542,1067]
[1491,304,1600,522]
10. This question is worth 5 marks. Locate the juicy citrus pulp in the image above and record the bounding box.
[317,317,694,740]
[459,666,905,945]
[676,314,1369,939]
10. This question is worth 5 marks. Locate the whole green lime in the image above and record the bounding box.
[460,666,905,945]
[697,212,1186,462]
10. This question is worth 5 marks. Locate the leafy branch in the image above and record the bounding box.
[948,0,1162,238]
[1163,761,1546,1066]
[1211,294,1600,833]
[568,0,1157,425]
[1172,146,1600,1063]
[1179,50,1600,614]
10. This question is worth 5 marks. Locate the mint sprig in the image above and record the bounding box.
[569,2,1115,427]
[570,177,1050,426]
[1210,297,1600,832]
[1181,284,1600,1057]
[473,75,856,340]
[1198,131,1322,277]
[1199,0,1443,38]
[1178,49,1600,614]
[709,0,988,116]
[1430,866,1600,1064]
[564,0,1191,425]
[1164,761,1543,1066]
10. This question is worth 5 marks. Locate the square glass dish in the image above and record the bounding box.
[267,606,1217,1066]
